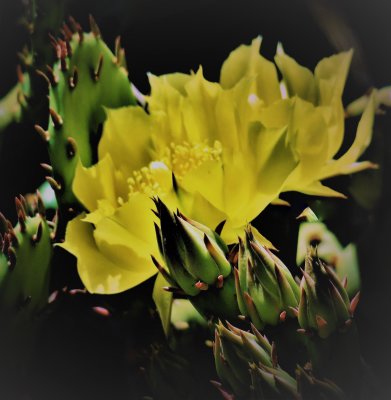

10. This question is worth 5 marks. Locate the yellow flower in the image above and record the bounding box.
[60,37,376,294]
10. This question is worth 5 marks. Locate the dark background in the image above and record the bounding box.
[0,0,390,398]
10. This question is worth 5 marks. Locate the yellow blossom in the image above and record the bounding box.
[60,37,376,294]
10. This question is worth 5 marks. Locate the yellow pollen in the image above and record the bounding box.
[127,141,222,196]
[167,140,222,180]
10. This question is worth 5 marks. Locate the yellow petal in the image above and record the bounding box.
[83,199,116,225]
[320,92,376,179]
[220,37,280,105]
[258,99,292,128]
[283,98,330,189]
[99,106,153,176]
[315,50,353,103]
[181,68,220,143]
[251,125,296,192]
[214,89,240,150]
[181,161,225,219]
[271,198,291,207]
[147,73,187,142]
[73,154,126,212]
[317,101,345,159]
[100,193,159,255]
[275,49,318,103]
[59,214,156,294]
[298,181,347,199]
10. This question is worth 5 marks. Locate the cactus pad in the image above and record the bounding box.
[37,18,136,206]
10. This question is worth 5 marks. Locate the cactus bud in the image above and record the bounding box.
[155,199,239,321]
[234,227,300,330]
[298,247,353,339]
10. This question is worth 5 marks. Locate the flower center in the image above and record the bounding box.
[127,140,222,197]
[164,140,222,180]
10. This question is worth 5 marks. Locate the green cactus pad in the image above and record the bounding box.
[39,18,136,206]
[0,194,53,323]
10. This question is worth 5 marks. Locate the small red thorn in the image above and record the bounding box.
[68,16,83,42]
[48,33,61,58]
[32,222,43,244]
[46,176,62,191]
[92,306,110,317]
[36,190,46,218]
[16,64,24,83]
[279,310,287,322]
[2,233,10,253]
[345,319,353,328]
[68,16,78,32]
[17,211,26,233]
[68,66,78,89]
[46,65,58,87]
[0,212,8,232]
[342,276,348,289]
[93,54,104,81]
[89,14,101,38]
[40,163,53,173]
[69,288,87,295]
[289,306,299,317]
[36,69,51,87]
[315,315,328,330]
[34,124,50,142]
[62,22,73,41]
[210,380,235,400]
[195,281,209,291]
[15,197,26,218]
[48,290,59,304]
[216,274,224,289]
[58,40,68,71]
[8,226,18,247]
[114,36,125,66]
[349,291,360,316]
[49,108,63,128]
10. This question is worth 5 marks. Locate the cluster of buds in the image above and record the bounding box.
[154,198,239,321]
[213,321,297,399]
[154,199,364,397]
[213,322,346,400]
[234,228,300,330]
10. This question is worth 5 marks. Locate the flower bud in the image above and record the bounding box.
[155,198,238,321]
[298,247,357,339]
[234,228,300,330]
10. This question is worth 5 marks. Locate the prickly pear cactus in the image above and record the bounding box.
[36,17,136,207]
[0,193,53,324]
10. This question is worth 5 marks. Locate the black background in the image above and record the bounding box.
[0,0,390,398]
